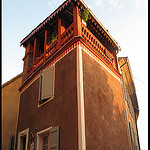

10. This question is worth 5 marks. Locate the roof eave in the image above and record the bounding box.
[80,0,121,51]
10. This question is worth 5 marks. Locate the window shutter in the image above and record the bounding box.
[41,65,54,100]
[49,126,60,150]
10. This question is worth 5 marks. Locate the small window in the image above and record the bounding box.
[39,65,55,105]
[43,134,49,150]
[37,126,59,150]
[20,135,26,150]
[9,135,15,150]
[17,128,29,150]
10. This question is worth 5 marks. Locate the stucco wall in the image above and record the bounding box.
[16,49,78,150]
[82,51,130,150]
[2,74,22,150]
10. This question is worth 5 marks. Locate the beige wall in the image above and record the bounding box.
[2,73,22,150]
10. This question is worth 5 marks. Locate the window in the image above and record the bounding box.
[43,134,49,150]
[20,135,26,150]
[9,135,15,150]
[39,65,55,105]
[37,126,59,150]
[17,128,29,150]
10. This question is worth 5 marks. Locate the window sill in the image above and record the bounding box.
[37,96,54,108]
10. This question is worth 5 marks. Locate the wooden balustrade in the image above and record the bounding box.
[61,24,74,46]
[27,23,114,77]
[34,53,45,69]
[27,23,74,77]
[81,23,113,65]
[46,39,58,60]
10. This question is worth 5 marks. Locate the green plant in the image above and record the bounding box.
[80,8,90,23]
[50,29,58,44]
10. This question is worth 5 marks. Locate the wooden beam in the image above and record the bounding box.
[66,9,73,16]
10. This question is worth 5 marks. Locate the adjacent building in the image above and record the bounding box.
[2,73,22,150]
[118,57,140,150]
[2,0,140,149]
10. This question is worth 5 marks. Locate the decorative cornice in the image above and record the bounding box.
[20,0,72,46]
[20,0,121,51]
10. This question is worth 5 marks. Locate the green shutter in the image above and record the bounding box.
[49,126,60,150]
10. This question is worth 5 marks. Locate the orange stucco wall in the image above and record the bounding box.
[2,74,22,150]
[82,51,130,149]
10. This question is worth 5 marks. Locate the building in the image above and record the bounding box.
[2,73,22,150]
[118,57,140,150]
[14,0,140,149]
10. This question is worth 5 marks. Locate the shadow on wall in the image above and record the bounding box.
[82,51,129,150]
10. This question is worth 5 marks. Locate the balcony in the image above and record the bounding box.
[27,23,74,77]
[27,22,115,77]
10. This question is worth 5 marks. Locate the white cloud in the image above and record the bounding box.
[48,0,57,7]
[134,0,147,8]
[95,0,104,7]
[109,0,123,9]
[129,0,148,9]
[118,5,123,8]
[110,0,118,6]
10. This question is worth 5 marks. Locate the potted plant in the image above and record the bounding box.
[80,8,90,26]
[50,29,58,44]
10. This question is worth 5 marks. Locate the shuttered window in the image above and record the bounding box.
[39,65,54,104]
[49,126,60,150]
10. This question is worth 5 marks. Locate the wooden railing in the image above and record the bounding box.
[61,24,74,46]
[81,23,113,65]
[46,38,58,60]
[27,23,74,76]
[27,53,45,77]
[27,23,114,77]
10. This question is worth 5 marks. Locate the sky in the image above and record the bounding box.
[2,0,148,149]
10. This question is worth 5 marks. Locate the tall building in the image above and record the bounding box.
[14,0,140,149]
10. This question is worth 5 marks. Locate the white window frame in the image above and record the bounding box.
[17,128,29,150]
[37,126,52,150]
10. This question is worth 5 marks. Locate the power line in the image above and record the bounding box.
[133,76,146,84]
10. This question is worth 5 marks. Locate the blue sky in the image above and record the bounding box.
[2,0,148,149]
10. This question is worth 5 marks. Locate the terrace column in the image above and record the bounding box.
[73,6,81,36]
[58,18,65,50]
[32,38,37,69]
[44,28,48,62]
[32,37,39,72]
[58,18,61,50]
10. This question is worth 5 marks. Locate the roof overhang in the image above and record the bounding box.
[20,0,121,51]
[79,0,121,51]
[20,0,72,46]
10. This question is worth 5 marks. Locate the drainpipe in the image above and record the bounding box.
[34,128,37,150]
